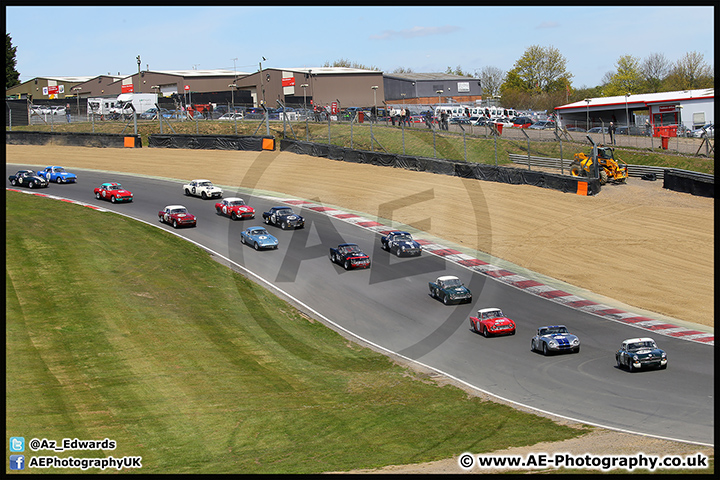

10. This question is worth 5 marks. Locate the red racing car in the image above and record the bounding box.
[469,308,516,337]
[215,197,255,220]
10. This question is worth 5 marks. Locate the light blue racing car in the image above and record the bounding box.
[240,226,279,250]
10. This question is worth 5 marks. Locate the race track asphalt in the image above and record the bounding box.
[6,164,714,446]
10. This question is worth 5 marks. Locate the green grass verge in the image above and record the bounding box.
[6,191,589,474]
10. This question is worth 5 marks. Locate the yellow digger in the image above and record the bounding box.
[570,145,628,185]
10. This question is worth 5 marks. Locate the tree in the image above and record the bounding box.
[502,45,572,94]
[475,66,505,98]
[322,58,379,71]
[640,52,671,93]
[602,55,643,96]
[6,33,20,89]
[444,65,471,77]
[665,51,713,90]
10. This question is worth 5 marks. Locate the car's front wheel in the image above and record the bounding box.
[185,189,191,196]
[231,212,238,220]
[96,192,101,199]
[56,177,63,184]
[344,260,350,270]
[201,191,207,199]
[10,179,16,186]
[482,326,489,337]
[442,294,449,305]
[110,196,116,203]
[542,343,549,356]
[172,220,178,228]
[254,242,260,251]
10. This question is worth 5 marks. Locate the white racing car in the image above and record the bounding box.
[183,179,223,199]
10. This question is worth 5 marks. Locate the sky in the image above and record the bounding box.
[6,6,714,89]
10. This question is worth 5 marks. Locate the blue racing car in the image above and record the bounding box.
[38,166,77,184]
[240,226,279,250]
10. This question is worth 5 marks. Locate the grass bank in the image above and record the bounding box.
[6,191,588,474]
[9,119,714,175]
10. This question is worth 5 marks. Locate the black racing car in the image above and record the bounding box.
[329,243,371,270]
[8,170,49,189]
[262,206,305,229]
[380,230,422,257]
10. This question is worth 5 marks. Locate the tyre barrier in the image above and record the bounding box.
[148,134,274,151]
[281,139,601,196]
[5,130,141,148]
[663,169,714,198]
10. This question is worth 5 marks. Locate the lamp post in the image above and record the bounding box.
[625,93,630,133]
[584,98,591,131]
[371,85,378,150]
[229,84,238,133]
[71,86,81,121]
[300,84,309,141]
[259,56,269,135]
[676,104,683,150]
[136,55,141,93]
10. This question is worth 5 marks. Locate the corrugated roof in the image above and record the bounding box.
[384,72,476,81]
[556,89,714,110]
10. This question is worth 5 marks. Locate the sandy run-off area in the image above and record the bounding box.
[7,144,713,329]
[6,144,714,472]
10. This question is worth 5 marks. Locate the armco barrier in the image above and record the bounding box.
[148,134,274,151]
[5,130,141,148]
[280,139,600,195]
[663,169,714,197]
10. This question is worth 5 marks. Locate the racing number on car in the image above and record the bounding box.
[222,205,228,214]
[102,190,106,197]
[192,187,196,194]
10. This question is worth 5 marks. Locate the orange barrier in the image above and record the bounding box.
[576,181,588,196]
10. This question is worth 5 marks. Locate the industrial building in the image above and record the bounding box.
[7,67,484,111]
[555,89,714,135]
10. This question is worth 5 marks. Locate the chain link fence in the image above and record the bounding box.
[7,99,714,159]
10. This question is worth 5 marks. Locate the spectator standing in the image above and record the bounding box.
[609,122,616,145]
[65,103,71,123]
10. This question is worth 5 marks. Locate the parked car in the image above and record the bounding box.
[380,230,422,257]
[262,206,305,230]
[329,243,371,270]
[469,307,516,337]
[240,226,279,250]
[688,123,714,138]
[215,197,255,220]
[8,170,49,189]
[587,127,608,134]
[50,106,66,115]
[566,126,586,132]
[139,108,170,120]
[428,275,472,305]
[615,126,644,136]
[218,112,244,121]
[531,325,580,355]
[528,121,556,130]
[616,337,667,372]
[512,116,534,128]
[37,166,77,184]
[158,205,197,228]
[183,179,223,199]
[93,182,133,203]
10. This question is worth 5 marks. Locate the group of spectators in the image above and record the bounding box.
[390,108,412,127]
